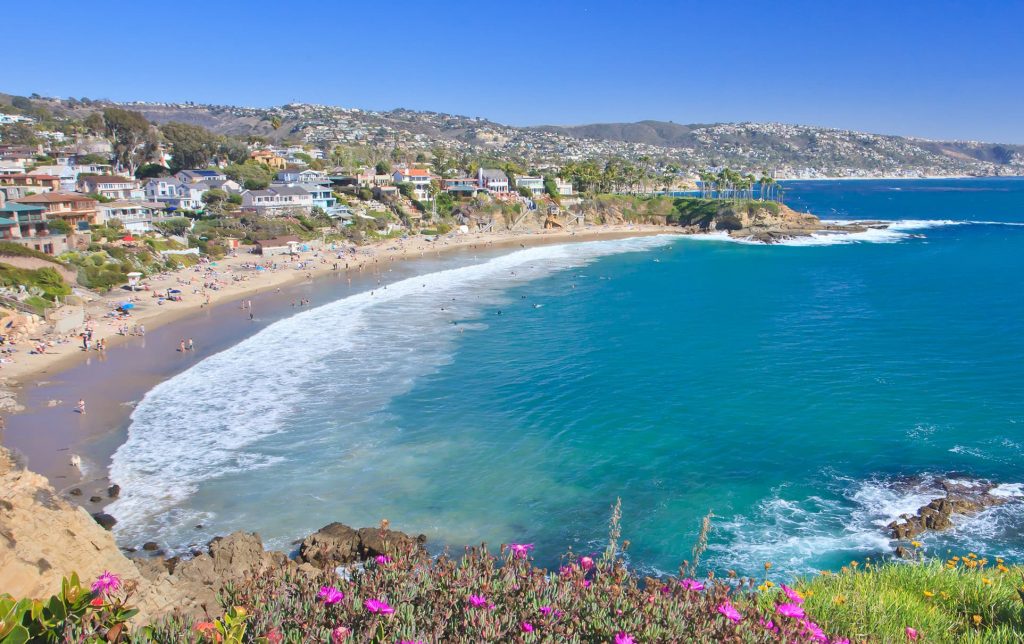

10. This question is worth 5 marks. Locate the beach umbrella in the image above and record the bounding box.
[119,302,135,310]
[168,289,182,294]
[122,235,134,242]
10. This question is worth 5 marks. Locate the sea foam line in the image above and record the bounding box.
[105,235,675,544]
[690,219,1024,247]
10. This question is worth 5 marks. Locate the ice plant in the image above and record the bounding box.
[579,556,594,570]
[467,594,488,608]
[780,583,804,604]
[508,543,534,559]
[717,601,742,623]
[318,586,344,605]
[364,598,395,614]
[375,555,392,565]
[906,627,919,640]
[330,628,349,644]
[90,571,120,596]
[776,603,805,619]
[801,620,828,642]
[759,618,777,632]
[521,622,534,632]
[614,632,635,644]
[539,605,553,615]
[680,578,705,591]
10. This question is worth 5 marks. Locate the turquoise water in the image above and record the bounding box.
[109,179,1024,578]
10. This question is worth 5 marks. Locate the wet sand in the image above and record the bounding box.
[0,227,676,519]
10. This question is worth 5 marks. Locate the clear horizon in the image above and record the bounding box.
[4,0,1024,144]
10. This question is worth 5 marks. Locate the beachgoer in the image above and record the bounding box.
[186,338,194,351]
[77,399,86,414]
[179,339,186,352]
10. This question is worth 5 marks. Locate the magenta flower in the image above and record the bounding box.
[330,625,350,643]
[906,627,919,641]
[717,601,742,623]
[374,554,392,565]
[559,564,575,577]
[539,605,553,615]
[777,603,806,619]
[680,578,705,591]
[780,584,804,604]
[90,571,121,596]
[614,633,635,644]
[364,598,395,614]
[579,556,594,570]
[802,620,828,642]
[318,586,344,605]
[759,618,777,632]
[468,594,488,608]
[508,543,534,559]
[521,622,534,632]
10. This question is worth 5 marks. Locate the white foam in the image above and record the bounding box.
[990,483,1024,498]
[693,219,1024,247]
[106,236,676,545]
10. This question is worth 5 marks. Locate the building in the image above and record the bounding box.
[0,174,61,193]
[175,169,227,184]
[276,169,328,183]
[392,168,434,201]
[555,178,574,196]
[144,178,207,211]
[515,176,545,196]
[356,170,393,188]
[255,235,301,255]
[250,150,287,170]
[241,185,314,214]
[478,168,510,193]
[78,175,143,200]
[95,201,163,233]
[441,177,480,196]
[13,192,99,228]
[297,184,336,210]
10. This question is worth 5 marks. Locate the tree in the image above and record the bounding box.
[161,122,220,170]
[0,123,38,145]
[83,112,105,134]
[136,163,170,179]
[103,107,155,176]
[224,161,274,190]
[10,96,32,111]
[375,161,391,175]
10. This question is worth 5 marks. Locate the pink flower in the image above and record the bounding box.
[579,556,594,570]
[759,618,777,632]
[906,627,919,641]
[330,626,350,643]
[90,571,121,596]
[539,605,553,615]
[265,629,284,644]
[833,640,851,644]
[468,594,488,608]
[802,620,828,642]
[660,584,672,595]
[521,622,534,632]
[318,586,344,605]
[508,543,534,559]
[614,633,635,644]
[582,580,591,588]
[780,584,804,604]
[717,601,742,623]
[777,603,806,619]
[364,598,394,614]
[374,554,392,565]
[680,578,705,591]
[559,565,575,577]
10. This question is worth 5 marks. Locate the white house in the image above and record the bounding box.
[276,169,328,184]
[392,168,433,201]
[516,176,545,196]
[175,169,228,184]
[144,177,206,211]
[78,175,143,200]
[478,168,510,193]
[95,200,163,233]
[555,178,573,196]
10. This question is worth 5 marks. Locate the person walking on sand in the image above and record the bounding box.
[139,324,145,337]
[77,398,86,414]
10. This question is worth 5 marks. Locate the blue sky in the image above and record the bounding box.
[6,0,1023,142]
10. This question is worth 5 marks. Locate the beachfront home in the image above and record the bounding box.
[478,168,510,193]
[144,177,206,211]
[441,177,479,196]
[298,184,335,210]
[14,192,98,228]
[392,168,433,201]
[555,178,573,196]
[356,170,393,188]
[240,185,314,214]
[277,169,328,184]
[515,176,545,196]
[255,235,301,255]
[95,200,162,233]
[175,169,227,184]
[0,174,61,193]
[250,150,287,170]
[78,174,143,200]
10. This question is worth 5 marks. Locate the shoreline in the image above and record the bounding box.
[0,224,678,528]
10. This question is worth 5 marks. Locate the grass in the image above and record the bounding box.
[0,263,71,303]
[799,553,1024,642]
[0,241,69,266]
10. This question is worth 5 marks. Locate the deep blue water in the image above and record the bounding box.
[109,178,1024,579]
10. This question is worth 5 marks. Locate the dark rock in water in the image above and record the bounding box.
[143,541,159,551]
[195,524,204,529]
[107,484,120,498]
[92,512,117,530]
[89,495,102,503]
[69,488,82,496]
[123,546,136,553]
[889,479,1014,543]
[297,522,427,568]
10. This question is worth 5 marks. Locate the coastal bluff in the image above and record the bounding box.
[0,446,424,620]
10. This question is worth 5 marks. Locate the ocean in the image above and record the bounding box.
[107,178,1024,579]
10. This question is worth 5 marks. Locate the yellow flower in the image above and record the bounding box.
[804,591,814,598]
[233,606,247,617]
[923,590,935,598]
[820,570,831,576]
[757,583,768,592]
[850,560,859,568]
[972,615,982,625]
[996,557,1004,564]
[998,564,1009,573]
[968,552,978,559]
[911,541,922,548]
[982,577,993,585]
[764,580,774,587]
[834,595,847,605]
[940,592,950,600]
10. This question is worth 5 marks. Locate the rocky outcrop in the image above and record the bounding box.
[724,204,867,243]
[297,522,427,568]
[888,480,1012,541]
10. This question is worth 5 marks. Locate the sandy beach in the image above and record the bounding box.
[0,223,677,519]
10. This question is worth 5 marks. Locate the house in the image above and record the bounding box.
[0,202,72,255]
[515,176,545,196]
[241,185,314,214]
[0,174,61,193]
[0,161,26,175]
[555,178,573,196]
[175,169,227,184]
[276,169,328,184]
[250,150,287,170]
[441,177,480,196]
[324,204,353,222]
[29,166,78,190]
[296,183,336,210]
[191,178,241,194]
[392,168,434,201]
[13,192,99,228]
[144,177,206,211]
[95,200,162,233]
[478,168,510,193]
[356,169,393,188]
[78,175,143,200]
[255,235,301,255]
